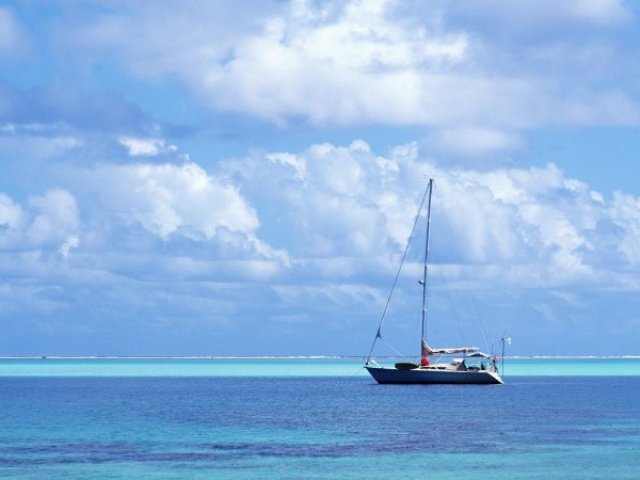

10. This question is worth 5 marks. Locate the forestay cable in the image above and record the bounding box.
[365,181,431,364]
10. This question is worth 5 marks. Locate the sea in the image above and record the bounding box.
[1,357,639,479]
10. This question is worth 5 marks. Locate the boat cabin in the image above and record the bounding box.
[449,352,494,372]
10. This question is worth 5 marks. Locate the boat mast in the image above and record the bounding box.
[500,336,511,377]
[420,179,434,356]
[365,181,433,365]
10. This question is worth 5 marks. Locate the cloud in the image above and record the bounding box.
[2,136,639,354]
[0,192,23,229]
[119,136,178,156]
[181,0,472,126]
[225,140,416,260]
[58,235,80,258]
[224,140,640,292]
[447,0,632,34]
[3,135,638,291]
[426,127,525,157]
[609,191,640,265]
[0,82,152,135]
[0,125,82,159]
[3,0,640,354]
[0,189,80,254]
[0,160,281,258]
[57,0,640,131]
[0,7,29,56]
[28,189,80,246]
[1,145,291,287]
[91,162,258,240]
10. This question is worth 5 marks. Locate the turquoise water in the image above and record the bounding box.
[1,356,640,376]
[1,358,639,479]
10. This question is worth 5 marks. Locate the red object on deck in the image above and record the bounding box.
[421,356,429,366]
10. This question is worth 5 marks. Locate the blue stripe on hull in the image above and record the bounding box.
[365,366,503,385]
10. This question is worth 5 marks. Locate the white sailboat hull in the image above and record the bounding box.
[365,366,503,385]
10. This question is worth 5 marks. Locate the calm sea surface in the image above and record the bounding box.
[1,358,639,479]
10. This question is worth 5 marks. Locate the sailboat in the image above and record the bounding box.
[365,179,504,385]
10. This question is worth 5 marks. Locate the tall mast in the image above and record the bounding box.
[365,181,432,365]
[420,179,434,355]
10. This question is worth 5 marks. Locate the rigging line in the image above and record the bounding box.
[349,362,367,377]
[380,337,406,358]
[434,262,469,346]
[439,204,491,353]
[365,182,431,364]
[430,193,469,346]
[460,264,490,353]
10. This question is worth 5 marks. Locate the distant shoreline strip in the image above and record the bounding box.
[1,355,640,360]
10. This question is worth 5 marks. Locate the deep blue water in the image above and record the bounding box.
[1,375,639,479]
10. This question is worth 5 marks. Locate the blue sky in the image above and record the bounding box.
[1,0,640,356]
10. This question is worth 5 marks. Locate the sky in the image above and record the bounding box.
[1,0,640,356]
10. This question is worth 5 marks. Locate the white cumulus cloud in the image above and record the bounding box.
[61,0,640,131]
[226,140,640,291]
[0,189,81,254]
[85,162,259,241]
[119,136,178,157]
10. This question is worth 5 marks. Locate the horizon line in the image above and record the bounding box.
[1,355,640,360]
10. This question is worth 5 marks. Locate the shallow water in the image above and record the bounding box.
[0,359,639,479]
[1,356,640,377]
